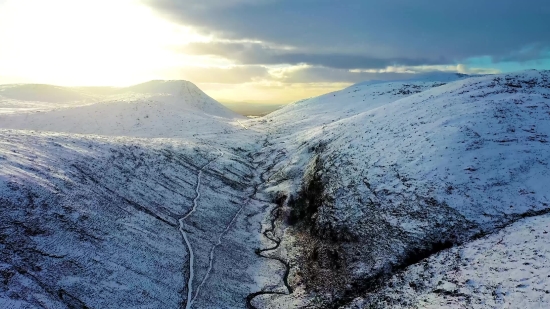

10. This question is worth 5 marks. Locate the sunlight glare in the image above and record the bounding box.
[0,0,206,86]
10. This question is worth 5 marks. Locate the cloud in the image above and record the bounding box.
[494,44,550,63]
[146,0,550,64]
[177,65,269,84]
[269,65,406,83]
[267,63,500,85]
[145,0,275,10]
[351,64,500,75]
[193,63,501,104]
[177,62,499,88]
[180,41,449,69]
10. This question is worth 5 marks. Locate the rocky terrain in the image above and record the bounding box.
[1,70,550,308]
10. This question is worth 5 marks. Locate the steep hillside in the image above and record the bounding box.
[0,80,242,138]
[264,72,471,133]
[245,70,550,307]
[345,213,550,308]
[0,128,273,308]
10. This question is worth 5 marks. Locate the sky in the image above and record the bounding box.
[0,0,549,104]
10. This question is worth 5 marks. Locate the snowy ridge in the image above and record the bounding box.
[0,84,97,104]
[127,80,238,118]
[0,80,243,138]
[264,73,471,135]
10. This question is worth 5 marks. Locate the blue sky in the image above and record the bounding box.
[466,56,550,73]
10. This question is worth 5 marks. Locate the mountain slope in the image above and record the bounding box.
[344,213,550,308]
[263,72,471,135]
[0,81,271,308]
[245,70,550,307]
[0,80,242,138]
[0,129,269,308]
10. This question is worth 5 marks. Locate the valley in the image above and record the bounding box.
[1,70,550,308]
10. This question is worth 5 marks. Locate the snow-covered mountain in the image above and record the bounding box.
[245,70,550,307]
[1,71,550,308]
[0,80,264,309]
[0,80,242,138]
[262,72,471,134]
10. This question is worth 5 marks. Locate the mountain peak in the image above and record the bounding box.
[127,80,199,94]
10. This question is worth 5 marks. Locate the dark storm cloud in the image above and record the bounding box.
[181,42,449,69]
[146,0,550,65]
[493,44,550,63]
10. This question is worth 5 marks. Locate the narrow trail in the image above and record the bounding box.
[179,150,223,309]
[192,196,247,304]
[237,119,249,130]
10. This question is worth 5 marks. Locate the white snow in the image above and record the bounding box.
[0,80,244,138]
[346,214,550,308]
[244,69,550,307]
[253,71,550,224]
[2,71,550,308]
[0,127,263,308]
[178,150,223,309]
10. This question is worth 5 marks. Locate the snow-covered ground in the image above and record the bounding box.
[0,81,274,308]
[345,213,550,309]
[1,71,550,308]
[0,129,272,308]
[244,70,550,307]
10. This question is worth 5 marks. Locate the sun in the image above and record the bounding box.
[0,0,205,86]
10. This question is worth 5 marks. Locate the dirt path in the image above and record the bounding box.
[179,150,223,309]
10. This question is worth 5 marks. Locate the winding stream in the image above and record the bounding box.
[246,146,294,309]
